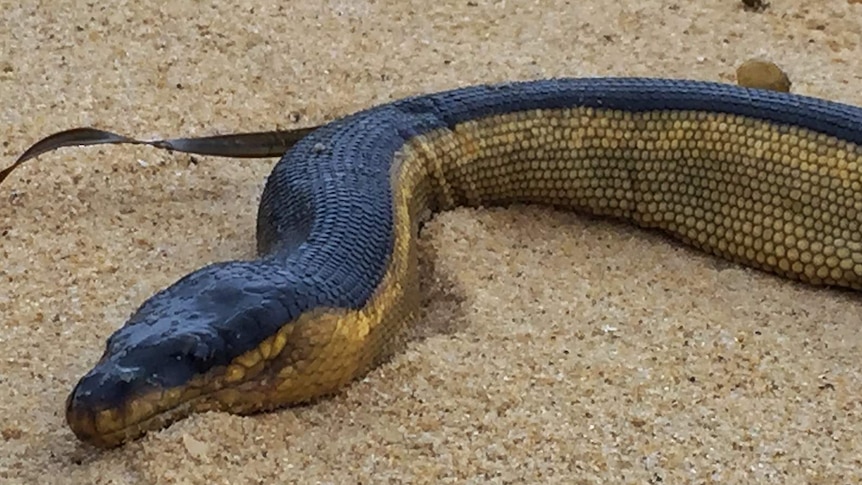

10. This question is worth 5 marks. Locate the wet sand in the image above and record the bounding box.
[2,1,862,483]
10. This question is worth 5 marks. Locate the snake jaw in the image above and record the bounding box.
[64,363,195,447]
[63,329,232,448]
[64,357,254,448]
[65,384,211,448]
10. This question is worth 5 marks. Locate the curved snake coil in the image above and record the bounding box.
[9,77,862,447]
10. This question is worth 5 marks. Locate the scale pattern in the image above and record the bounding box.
[64,78,862,447]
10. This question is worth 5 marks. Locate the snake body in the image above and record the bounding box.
[61,78,862,447]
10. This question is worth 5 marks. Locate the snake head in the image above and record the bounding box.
[65,260,305,447]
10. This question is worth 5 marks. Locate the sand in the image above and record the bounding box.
[2,0,862,483]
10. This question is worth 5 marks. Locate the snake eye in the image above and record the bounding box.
[168,338,218,376]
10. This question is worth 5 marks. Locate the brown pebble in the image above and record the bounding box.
[741,0,770,12]
[735,59,792,92]
[1,426,23,440]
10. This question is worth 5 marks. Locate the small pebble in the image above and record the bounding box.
[741,0,770,12]
[735,59,792,92]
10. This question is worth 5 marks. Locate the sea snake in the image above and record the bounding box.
[7,77,862,447]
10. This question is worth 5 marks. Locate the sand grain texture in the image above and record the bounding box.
[2,1,862,483]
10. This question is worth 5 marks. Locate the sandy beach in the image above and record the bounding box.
[2,1,861,483]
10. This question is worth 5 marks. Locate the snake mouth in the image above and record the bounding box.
[63,352,260,448]
[64,348,306,447]
[64,368,323,447]
[64,378,215,448]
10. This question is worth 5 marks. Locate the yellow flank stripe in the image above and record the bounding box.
[405,107,862,288]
